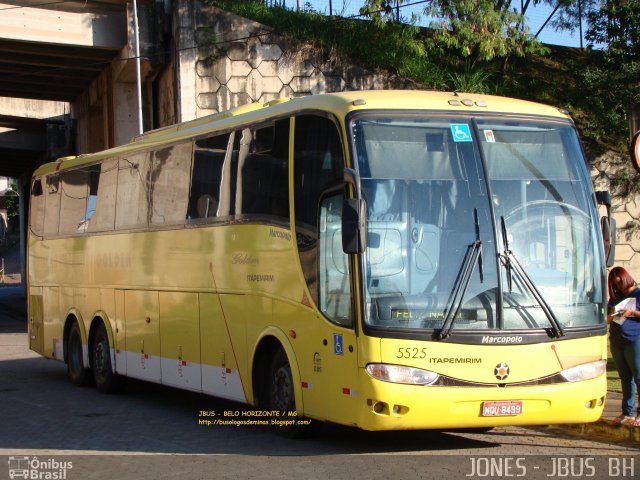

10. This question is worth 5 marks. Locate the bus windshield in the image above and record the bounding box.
[350,114,604,334]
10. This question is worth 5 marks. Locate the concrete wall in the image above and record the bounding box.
[171,1,421,122]
[156,57,177,127]
[592,152,640,278]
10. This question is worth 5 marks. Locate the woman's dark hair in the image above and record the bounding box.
[608,266,636,302]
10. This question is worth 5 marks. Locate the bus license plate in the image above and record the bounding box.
[482,401,523,417]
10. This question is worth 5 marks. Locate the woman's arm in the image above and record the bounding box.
[621,308,640,318]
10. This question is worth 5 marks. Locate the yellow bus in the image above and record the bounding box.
[28,90,610,432]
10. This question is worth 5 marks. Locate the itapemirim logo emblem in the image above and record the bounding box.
[494,362,510,380]
[8,456,73,479]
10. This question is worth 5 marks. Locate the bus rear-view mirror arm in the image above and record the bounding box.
[595,190,615,268]
[342,168,367,254]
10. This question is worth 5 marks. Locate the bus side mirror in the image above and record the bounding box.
[601,216,616,267]
[342,198,366,254]
[342,167,366,254]
[595,190,615,267]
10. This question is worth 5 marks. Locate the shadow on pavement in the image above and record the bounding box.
[0,355,502,455]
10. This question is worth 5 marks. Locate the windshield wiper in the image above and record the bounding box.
[439,210,483,339]
[499,217,565,338]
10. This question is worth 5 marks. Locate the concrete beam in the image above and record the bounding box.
[0,2,126,49]
[0,97,69,121]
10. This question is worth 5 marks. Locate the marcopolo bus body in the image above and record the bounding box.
[28,91,608,431]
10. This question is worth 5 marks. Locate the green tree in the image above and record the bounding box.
[361,1,545,61]
[578,0,640,148]
[586,0,640,58]
[359,1,406,24]
[424,0,545,61]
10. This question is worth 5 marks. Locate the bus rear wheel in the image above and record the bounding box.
[67,321,91,386]
[92,323,123,393]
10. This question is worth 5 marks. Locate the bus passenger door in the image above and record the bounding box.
[297,192,360,425]
[292,113,360,424]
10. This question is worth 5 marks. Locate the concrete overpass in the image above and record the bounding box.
[0,0,127,103]
[0,0,160,181]
[0,1,162,287]
[0,98,71,178]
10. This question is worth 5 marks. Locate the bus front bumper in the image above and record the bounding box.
[354,372,607,431]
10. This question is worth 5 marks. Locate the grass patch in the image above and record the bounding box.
[607,349,622,394]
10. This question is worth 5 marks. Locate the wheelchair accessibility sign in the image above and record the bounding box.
[450,124,472,142]
[333,333,344,356]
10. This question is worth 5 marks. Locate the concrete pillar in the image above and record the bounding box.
[114,82,142,145]
[175,0,198,122]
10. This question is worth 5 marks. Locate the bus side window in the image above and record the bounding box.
[77,165,101,233]
[236,120,290,222]
[43,175,60,237]
[149,141,193,225]
[189,132,232,221]
[30,178,45,238]
[87,159,117,233]
[59,169,91,234]
[116,152,151,230]
[56,165,104,234]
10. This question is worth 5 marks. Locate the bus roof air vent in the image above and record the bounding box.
[264,98,290,108]
[229,102,264,117]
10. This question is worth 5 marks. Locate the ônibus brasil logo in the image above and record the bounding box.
[8,456,73,479]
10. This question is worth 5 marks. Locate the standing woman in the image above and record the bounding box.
[607,266,640,426]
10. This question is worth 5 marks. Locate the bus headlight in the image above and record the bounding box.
[560,360,606,382]
[365,364,439,385]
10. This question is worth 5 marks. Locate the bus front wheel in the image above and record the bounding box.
[268,347,321,438]
[92,323,123,393]
[269,348,296,413]
[67,321,91,386]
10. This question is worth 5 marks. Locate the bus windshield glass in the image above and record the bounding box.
[350,114,604,334]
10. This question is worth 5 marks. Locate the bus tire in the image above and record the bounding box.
[268,347,321,438]
[92,322,124,393]
[67,321,91,387]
